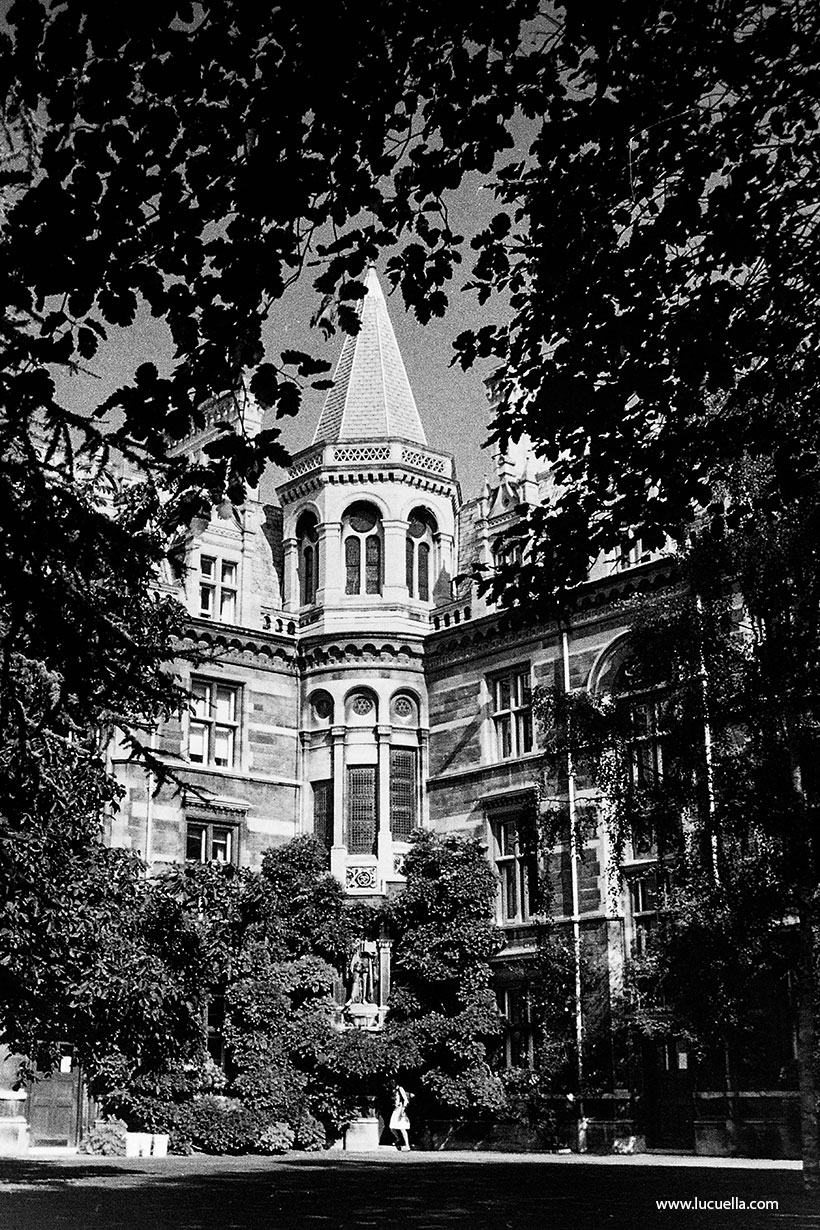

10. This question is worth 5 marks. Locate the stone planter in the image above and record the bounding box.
[125,1131,169,1157]
[125,1132,152,1158]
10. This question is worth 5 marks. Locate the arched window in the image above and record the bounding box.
[406,509,437,601]
[342,502,383,596]
[296,511,320,606]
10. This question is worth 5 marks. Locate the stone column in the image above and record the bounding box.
[320,521,342,605]
[282,535,299,612]
[376,724,392,889]
[418,728,430,827]
[330,725,347,884]
[298,731,310,832]
[382,519,407,603]
[376,935,392,1026]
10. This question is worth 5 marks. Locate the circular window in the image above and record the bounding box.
[346,502,378,534]
[312,694,333,720]
[393,696,413,718]
[352,695,374,716]
[408,510,436,538]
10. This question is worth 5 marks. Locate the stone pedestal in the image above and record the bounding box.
[343,1115,381,1152]
[345,1001,379,1031]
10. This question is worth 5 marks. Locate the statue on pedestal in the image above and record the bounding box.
[344,940,380,1029]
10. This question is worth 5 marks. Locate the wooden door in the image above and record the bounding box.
[27,1063,82,1147]
[642,1037,695,1151]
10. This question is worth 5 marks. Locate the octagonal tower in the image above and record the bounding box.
[277,269,460,903]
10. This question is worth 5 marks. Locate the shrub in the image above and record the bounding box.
[292,1112,326,1151]
[256,1121,295,1154]
[501,1068,559,1146]
[177,1096,259,1154]
[79,1117,127,1156]
[100,1058,226,1136]
[168,1126,194,1155]
[110,1092,177,1134]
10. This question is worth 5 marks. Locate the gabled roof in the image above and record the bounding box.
[312,267,427,446]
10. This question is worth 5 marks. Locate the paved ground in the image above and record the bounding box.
[1,1150,817,1230]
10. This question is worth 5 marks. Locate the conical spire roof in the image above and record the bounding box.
[312,268,427,446]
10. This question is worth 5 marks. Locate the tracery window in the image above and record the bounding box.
[406,509,436,601]
[342,502,383,595]
[312,780,333,855]
[389,748,417,839]
[346,765,377,853]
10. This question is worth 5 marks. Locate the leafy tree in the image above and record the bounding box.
[1,817,210,1089]
[534,518,820,1169]
[0,0,534,1072]
[257,835,372,968]
[444,3,820,1181]
[0,0,536,514]
[458,2,820,597]
[7,0,817,1169]
[224,838,381,1138]
[384,830,506,1122]
[0,455,193,1076]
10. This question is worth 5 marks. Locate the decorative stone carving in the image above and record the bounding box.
[334,445,391,465]
[286,449,323,479]
[401,445,448,475]
[345,865,378,891]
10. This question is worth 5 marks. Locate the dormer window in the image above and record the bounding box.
[296,511,320,606]
[342,502,383,596]
[406,509,436,601]
[493,536,523,571]
[198,555,237,623]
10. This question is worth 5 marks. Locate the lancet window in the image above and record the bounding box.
[296,510,320,606]
[406,509,436,601]
[342,502,383,596]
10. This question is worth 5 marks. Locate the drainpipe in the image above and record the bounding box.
[561,626,587,1152]
[144,729,156,872]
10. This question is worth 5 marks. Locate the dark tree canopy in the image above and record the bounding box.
[5,2,820,598]
[455,1,820,603]
[1,0,538,509]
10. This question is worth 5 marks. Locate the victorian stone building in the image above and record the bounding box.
[97,268,798,1159]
